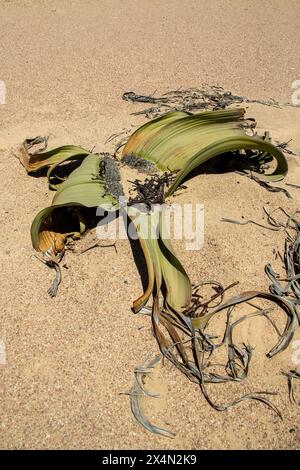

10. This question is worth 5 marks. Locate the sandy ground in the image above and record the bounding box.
[0,0,300,450]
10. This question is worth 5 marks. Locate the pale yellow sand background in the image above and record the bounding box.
[0,0,300,449]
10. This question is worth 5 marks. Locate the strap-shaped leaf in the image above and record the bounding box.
[19,144,91,174]
[122,109,288,186]
[31,153,118,254]
[158,211,192,311]
[130,207,192,313]
[167,135,288,196]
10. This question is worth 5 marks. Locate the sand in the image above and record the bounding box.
[0,0,300,450]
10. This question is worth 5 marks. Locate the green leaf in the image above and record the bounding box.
[19,144,91,177]
[158,210,192,311]
[122,109,288,190]
[129,207,192,313]
[167,134,288,196]
[31,153,118,255]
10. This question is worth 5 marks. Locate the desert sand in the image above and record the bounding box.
[0,0,300,450]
